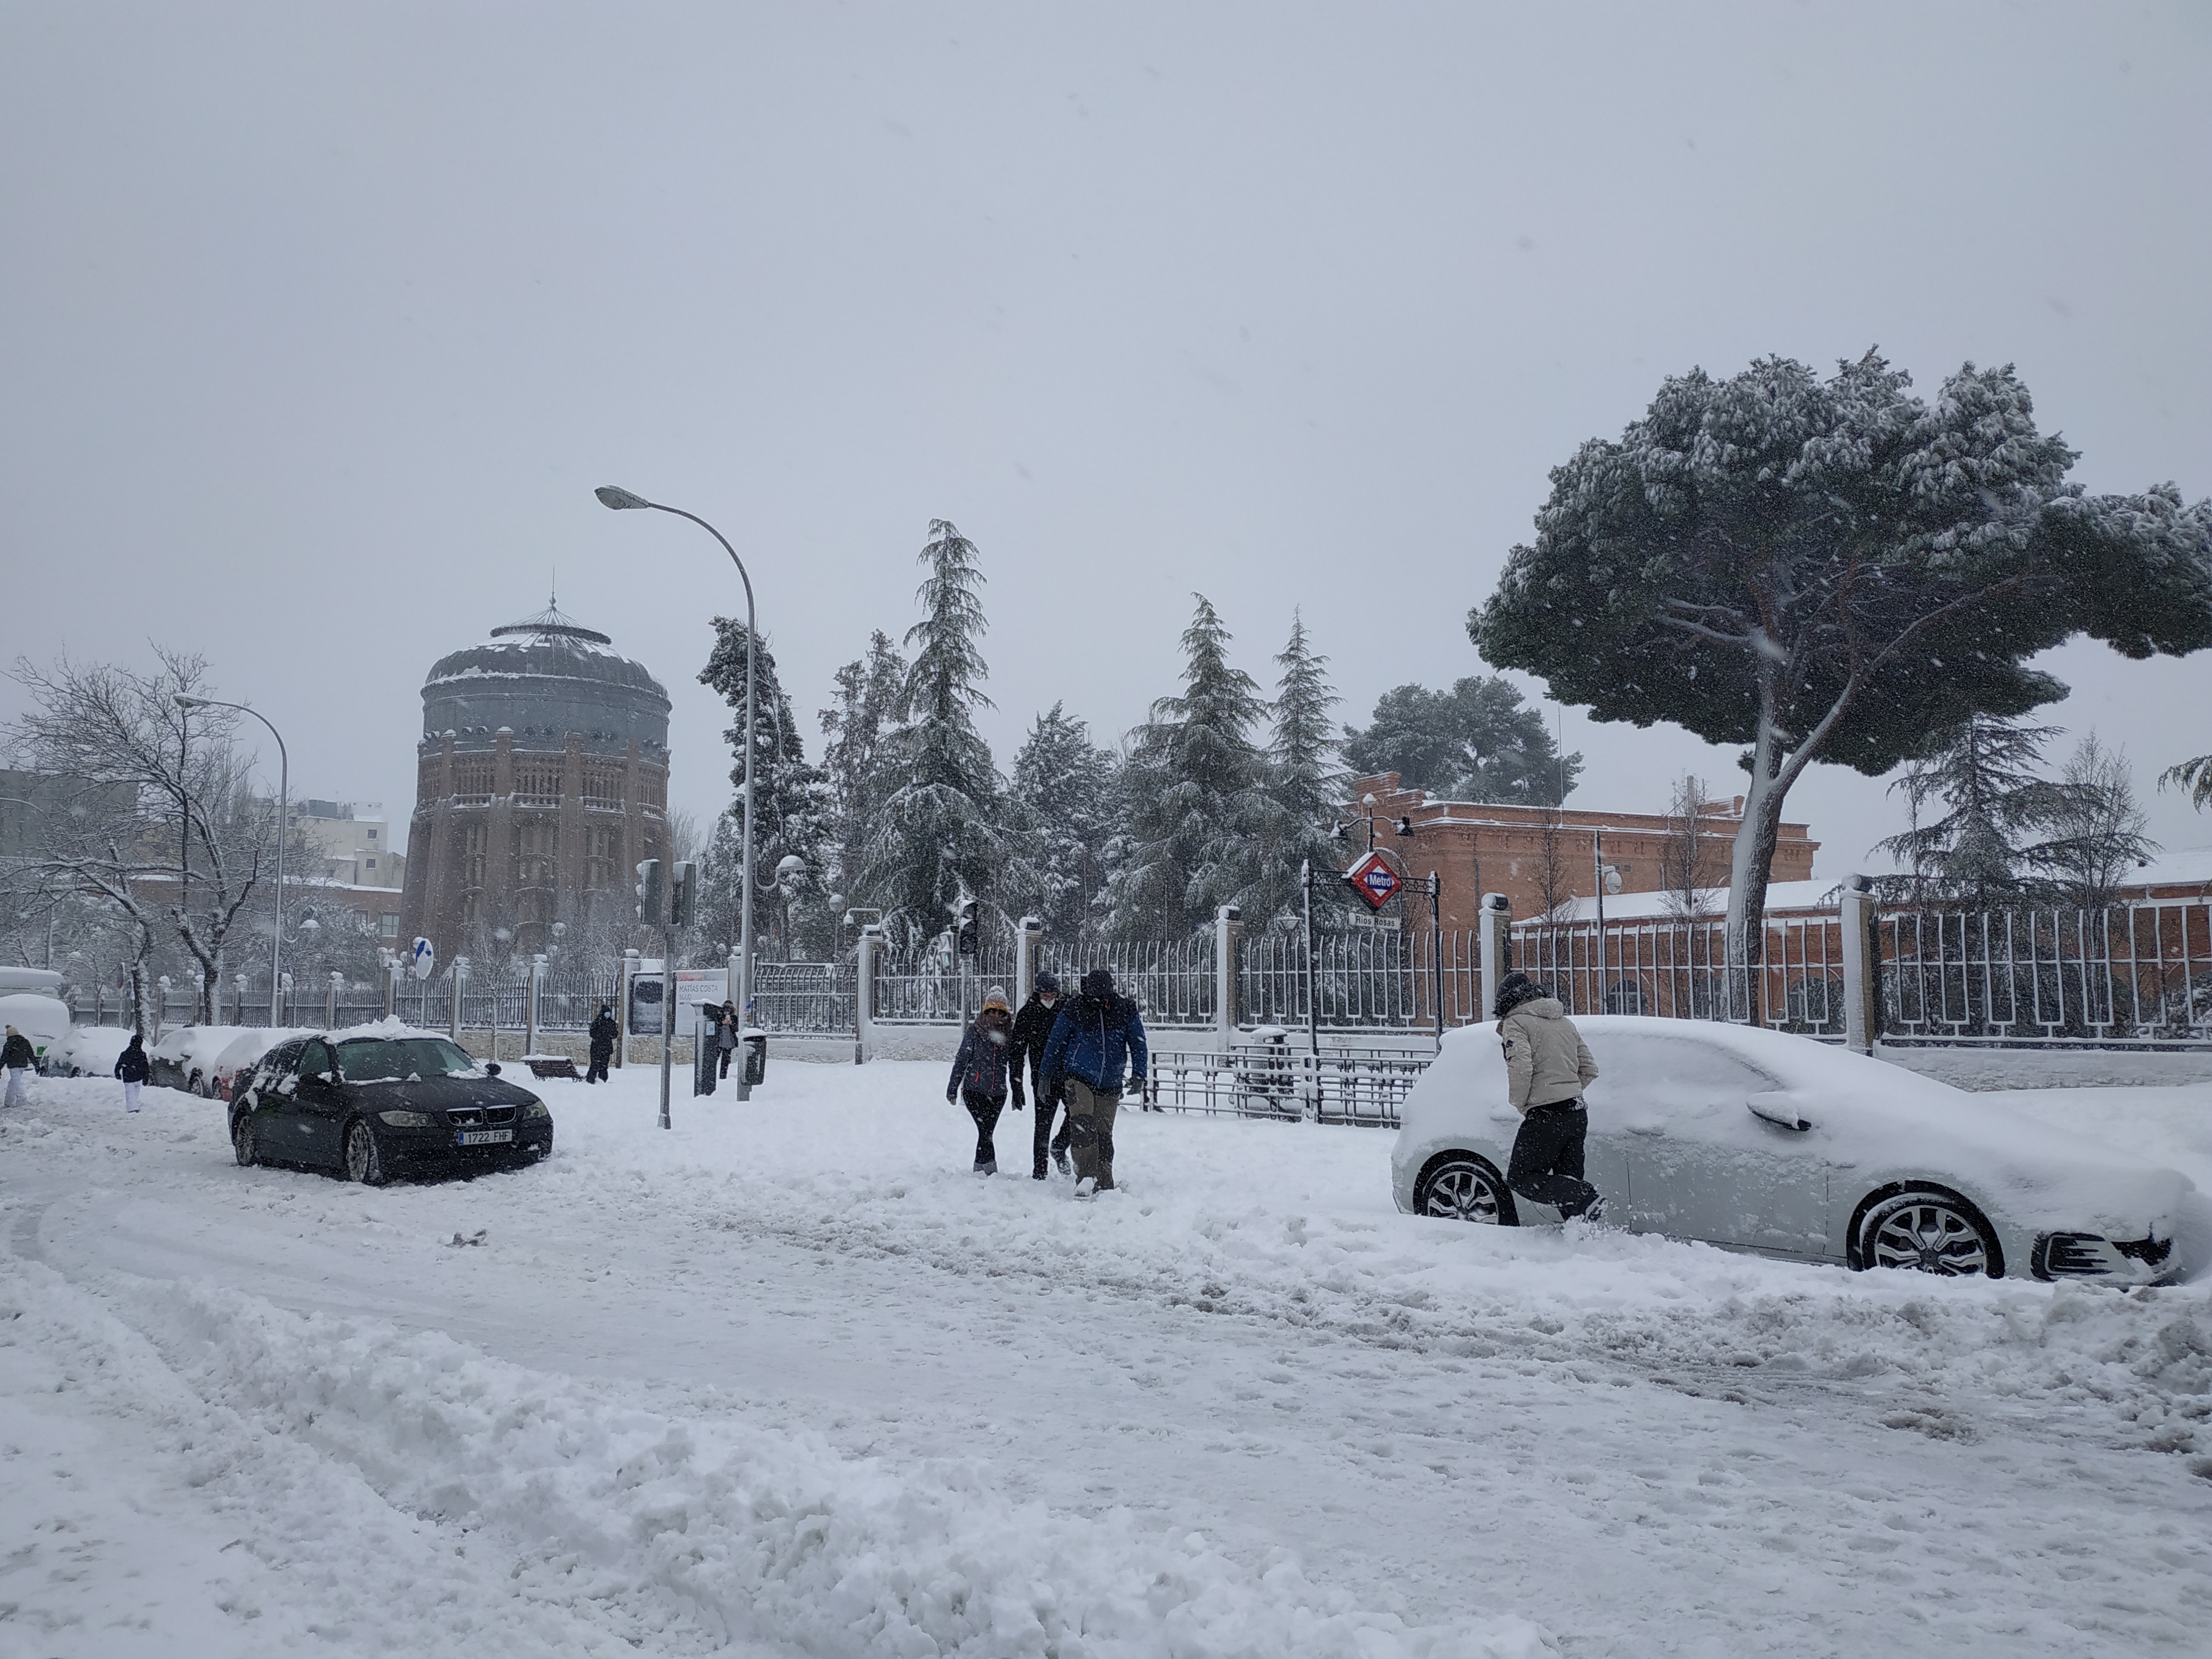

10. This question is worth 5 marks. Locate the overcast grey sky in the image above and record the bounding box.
[4,2,2208,880]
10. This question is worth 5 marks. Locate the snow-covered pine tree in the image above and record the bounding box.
[698,618,833,957]
[1245,612,1348,928]
[862,521,1008,948]
[818,629,905,921]
[1006,702,1118,945]
[1341,677,1579,804]
[1876,714,2070,907]
[1108,594,1271,940]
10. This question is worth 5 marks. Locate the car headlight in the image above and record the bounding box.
[378,1109,435,1127]
[521,1100,550,1121]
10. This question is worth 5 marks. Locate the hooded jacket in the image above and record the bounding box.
[588,1011,618,1052]
[1009,993,1060,1097]
[1,1031,34,1070]
[947,1006,1015,1101]
[1497,997,1598,1113]
[114,1038,150,1083]
[1039,990,1147,1095]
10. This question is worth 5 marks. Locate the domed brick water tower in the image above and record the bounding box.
[398,602,672,962]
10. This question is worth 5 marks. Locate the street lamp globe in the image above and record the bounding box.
[594,485,653,510]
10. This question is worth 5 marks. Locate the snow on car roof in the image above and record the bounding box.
[326,1016,459,1045]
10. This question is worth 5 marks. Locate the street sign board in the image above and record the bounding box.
[409,937,436,980]
[1345,851,1402,911]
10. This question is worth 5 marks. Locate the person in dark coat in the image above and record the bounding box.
[1009,972,1068,1178]
[113,1031,151,1113]
[717,1003,740,1079]
[3,1026,35,1109]
[586,1004,617,1084]
[946,988,1016,1175]
[1039,968,1147,1196]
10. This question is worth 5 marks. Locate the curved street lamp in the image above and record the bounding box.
[595,484,759,1098]
[176,696,286,1026]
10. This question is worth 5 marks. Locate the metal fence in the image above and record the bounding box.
[1145,1042,1431,1126]
[1877,901,2212,1043]
[1511,913,1848,1039]
[872,945,1018,1024]
[1040,937,1217,1026]
[754,959,857,1033]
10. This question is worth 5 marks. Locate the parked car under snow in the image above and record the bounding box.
[1392,1018,2189,1284]
[148,1024,251,1095]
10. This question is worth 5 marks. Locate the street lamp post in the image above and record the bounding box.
[176,697,286,1026]
[596,485,759,1099]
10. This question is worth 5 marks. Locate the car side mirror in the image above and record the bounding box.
[1747,1091,1812,1132]
[484,1062,501,1078]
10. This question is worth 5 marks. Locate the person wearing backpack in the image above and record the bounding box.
[1037,968,1147,1197]
[946,988,1016,1175]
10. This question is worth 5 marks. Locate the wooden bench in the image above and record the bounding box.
[520,1054,580,1081]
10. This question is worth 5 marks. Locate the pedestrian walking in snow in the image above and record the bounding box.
[947,988,1016,1175]
[717,1003,740,1079]
[2,1026,34,1108]
[113,1031,150,1113]
[586,1004,617,1084]
[1494,973,1604,1222]
[1039,968,1147,1197]
[1010,971,1071,1178]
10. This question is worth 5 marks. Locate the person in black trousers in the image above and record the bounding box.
[947,988,1016,1175]
[1009,972,1068,1177]
[586,1004,617,1084]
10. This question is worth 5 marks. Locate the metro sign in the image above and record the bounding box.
[1344,850,1402,911]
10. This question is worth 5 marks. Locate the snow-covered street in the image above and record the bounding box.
[4,1059,2211,1658]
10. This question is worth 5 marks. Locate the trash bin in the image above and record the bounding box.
[742,1030,768,1088]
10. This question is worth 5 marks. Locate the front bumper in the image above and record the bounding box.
[2030,1229,2180,1285]
[378,1122,552,1169]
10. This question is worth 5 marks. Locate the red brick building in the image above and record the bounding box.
[1338,773,1819,930]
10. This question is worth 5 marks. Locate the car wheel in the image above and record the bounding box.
[1858,1190,2000,1277]
[189,1072,207,1098]
[1415,1153,1517,1225]
[232,1112,259,1167]
[344,1120,389,1187]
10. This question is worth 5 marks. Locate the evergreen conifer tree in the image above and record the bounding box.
[1109,594,1270,938]
[818,629,905,919]
[1342,677,1578,803]
[698,619,832,955]
[1245,612,1347,927]
[1008,703,1118,944]
[862,521,1008,946]
[1877,714,2069,905]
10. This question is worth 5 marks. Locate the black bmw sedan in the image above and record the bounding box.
[229,1031,552,1185]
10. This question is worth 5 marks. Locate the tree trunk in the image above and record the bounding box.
[1722,693,1792,1025]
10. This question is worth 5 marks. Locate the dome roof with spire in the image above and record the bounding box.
[420,597,670,758]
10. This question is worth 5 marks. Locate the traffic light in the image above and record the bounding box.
[635,858,663,925]
[669,860,697,928]
[955,896,979,958]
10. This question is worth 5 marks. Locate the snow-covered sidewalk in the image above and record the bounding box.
[3,1060,2210,1656]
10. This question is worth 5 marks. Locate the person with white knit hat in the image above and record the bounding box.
[946,987,1016,1175]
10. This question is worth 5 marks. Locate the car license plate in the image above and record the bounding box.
[457,1128,513,1146]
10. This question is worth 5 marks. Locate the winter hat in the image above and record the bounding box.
[1034,971,1060,996]
[982,987,1011,1014]
[1492,972,1545,1019]
[1081,967,1115,1000]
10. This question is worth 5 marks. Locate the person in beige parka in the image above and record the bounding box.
[1494,972,1605,1222]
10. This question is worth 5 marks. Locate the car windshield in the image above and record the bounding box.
[333,1037,480,1083]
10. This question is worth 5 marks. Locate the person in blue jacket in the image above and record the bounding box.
[1038,967,1147,1196]
[946,988,1016,1175]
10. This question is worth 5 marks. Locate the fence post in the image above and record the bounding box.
[1015,916,1042,1010]
[526,952,545,1057]
[381,952,397,1019]
[1214,905,1243,1051]
[326,971,342,1031]
[856,924,883,1063]
[618,950,638,1067]
[1840,874,1878,1056]
[1477,893,1511,1026]
[450,957,467,1045]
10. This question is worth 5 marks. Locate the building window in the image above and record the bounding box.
[514,821,558,888]
[380,912,399,938]
[515,760,562,807]
[585,825,621,890]
[365,857,376,870]
[456,760,494,805]
[461,822,488,889]
[367,828,377,842]
[583,764,626,810]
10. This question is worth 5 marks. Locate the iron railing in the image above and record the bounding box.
[1145,1042,1431,1126]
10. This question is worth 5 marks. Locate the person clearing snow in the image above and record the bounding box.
[947,988,1016,1175]
[1040,968,1147,1196]
[1493,972,1605,1223]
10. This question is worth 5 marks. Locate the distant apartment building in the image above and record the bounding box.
[288,799,404,890]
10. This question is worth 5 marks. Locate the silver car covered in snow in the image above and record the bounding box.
[1391,1018,2189,1284]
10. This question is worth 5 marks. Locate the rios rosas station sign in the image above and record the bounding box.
[1344,850,1402,911]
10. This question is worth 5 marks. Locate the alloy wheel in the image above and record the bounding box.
[345,1121,387,1186]
[1865,1195,1992,1276]
[1420,1159,1505,1224]
[232,1114,257,1167]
